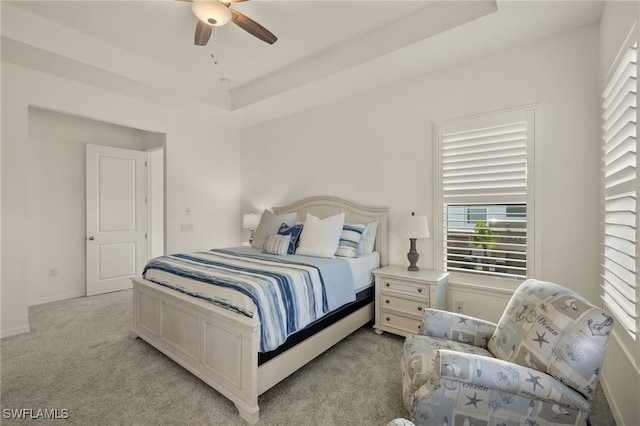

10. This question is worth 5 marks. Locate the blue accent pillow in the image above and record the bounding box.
[278,223,303,254]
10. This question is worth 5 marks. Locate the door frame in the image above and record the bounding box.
[146,146,165,259]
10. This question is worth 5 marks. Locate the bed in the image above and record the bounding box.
[130,196,388,424]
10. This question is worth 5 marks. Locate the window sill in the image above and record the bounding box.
[446,271,522,296]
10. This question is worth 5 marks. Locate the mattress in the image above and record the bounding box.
[258,253,379,365]
[258,285,374,365]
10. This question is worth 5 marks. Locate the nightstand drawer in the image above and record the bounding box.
[380,278,429,298]
[380,311,423,335]
[380,294,427,316]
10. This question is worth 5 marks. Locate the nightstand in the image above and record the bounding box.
[373,265,448,337]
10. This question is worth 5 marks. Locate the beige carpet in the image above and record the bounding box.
[1,289,616,425]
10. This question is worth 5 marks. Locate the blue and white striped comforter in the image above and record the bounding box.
[142,247,356,352]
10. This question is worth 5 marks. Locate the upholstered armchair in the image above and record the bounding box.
[401,279,613,426]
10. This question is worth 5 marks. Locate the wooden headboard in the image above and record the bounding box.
[272,195,389,267]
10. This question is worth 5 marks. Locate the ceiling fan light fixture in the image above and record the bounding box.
[192,1,232,27]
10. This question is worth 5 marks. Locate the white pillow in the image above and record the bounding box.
[251,209,297,249]
[296,213,345,258]
[356,220,379,256]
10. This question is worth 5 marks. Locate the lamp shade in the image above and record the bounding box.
[398,212,430,239]
[243,213,261,230]
[192,1,232,26]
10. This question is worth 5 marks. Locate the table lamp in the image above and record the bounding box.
[398,212,430,271]
[243,213,261,245]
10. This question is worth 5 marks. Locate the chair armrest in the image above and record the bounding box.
[420,309,497,349]
[434,349,590,412]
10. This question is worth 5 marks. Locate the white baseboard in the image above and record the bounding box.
[0,324,31,339]
[2,292,85,339]
[599,374,623,426]
[29,291,85,307]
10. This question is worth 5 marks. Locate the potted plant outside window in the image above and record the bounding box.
[470,221,499,270]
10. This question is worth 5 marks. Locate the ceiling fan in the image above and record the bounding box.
[180,0,277,46]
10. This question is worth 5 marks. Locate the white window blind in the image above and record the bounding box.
[442,121,528,204]
[601,42,637,338]
[437,108,534,280]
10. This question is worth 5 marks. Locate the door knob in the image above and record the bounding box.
[88,236,94,241]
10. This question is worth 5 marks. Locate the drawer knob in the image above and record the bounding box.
[418,306,423,311]
[386,317,391,322]
[418,324,423,331]
[385,299,390,304]
[385,282,391,287]
[418,288,423,293]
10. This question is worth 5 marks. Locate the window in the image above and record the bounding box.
[435,106,537,281]
[445,203,527,279]
[601,42,637,339]
[466,207,487,224]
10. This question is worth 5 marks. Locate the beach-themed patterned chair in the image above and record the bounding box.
[401,279,613,426]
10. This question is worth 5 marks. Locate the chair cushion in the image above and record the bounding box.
[488,279,614,400]
[401,334,492,411]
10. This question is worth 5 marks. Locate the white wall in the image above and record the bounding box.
[27,107,158,305]
[1,62,242,337]
[598,2,640,425]
[242,23,602,320]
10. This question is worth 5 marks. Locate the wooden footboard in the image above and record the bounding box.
[131,277,261,423]
[131,277,374,424]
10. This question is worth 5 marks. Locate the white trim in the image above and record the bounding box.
[0,324,31,339]
[29,291,85,307]
[611,326,640,375]
[605,21,638,82]
[446,278,515,298]
[598,375,623,426]
[145,147,165,260]
[530,105,543,279]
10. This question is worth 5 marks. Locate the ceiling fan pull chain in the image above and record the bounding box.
[211,27,219,65]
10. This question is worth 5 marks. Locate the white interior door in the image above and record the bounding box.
[86,144,146,296]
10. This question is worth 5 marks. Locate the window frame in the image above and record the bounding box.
[433,105,540,287]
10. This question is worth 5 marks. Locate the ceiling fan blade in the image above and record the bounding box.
[194,20,213,46]
[230,9,277,44]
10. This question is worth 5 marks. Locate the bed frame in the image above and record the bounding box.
[131,196,388,424]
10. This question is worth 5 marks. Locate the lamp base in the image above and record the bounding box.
[407,238,420,271]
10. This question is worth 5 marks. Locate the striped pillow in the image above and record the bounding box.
[262,234,291,256]
[335,223,366,258]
